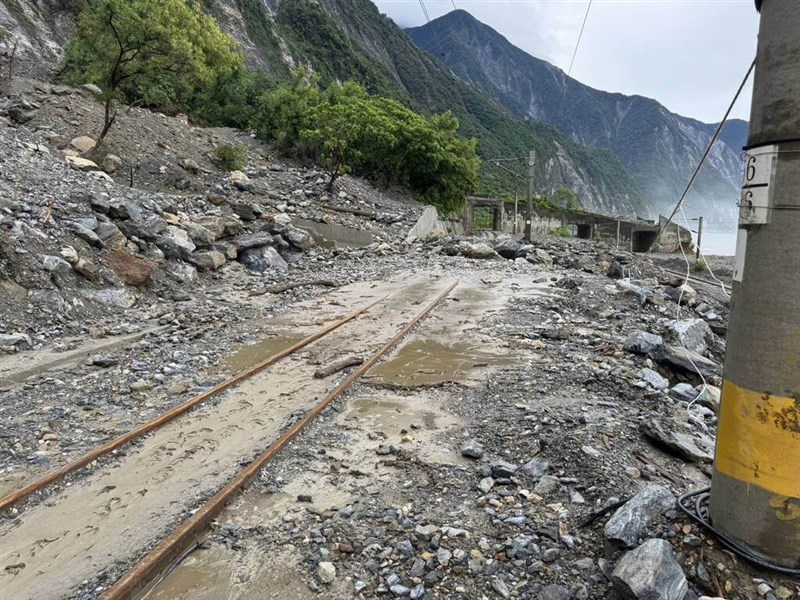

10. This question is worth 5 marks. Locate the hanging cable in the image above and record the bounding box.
[567,0,593,78]
[648,58,755,252]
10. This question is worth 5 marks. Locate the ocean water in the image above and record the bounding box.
[696,231,737,256]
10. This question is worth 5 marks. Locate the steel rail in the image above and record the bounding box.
[101,280,459,600]
[0,294,389,513]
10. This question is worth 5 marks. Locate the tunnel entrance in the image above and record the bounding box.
[632,230,658,252]
[576,224,592,239]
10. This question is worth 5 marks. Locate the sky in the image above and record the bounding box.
[371,0,760,123]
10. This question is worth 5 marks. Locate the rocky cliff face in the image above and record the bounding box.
[407,10,747,222]
[0,0,652,217]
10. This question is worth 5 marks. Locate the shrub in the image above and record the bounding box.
[550,226,570,237]
[215,144,246,171]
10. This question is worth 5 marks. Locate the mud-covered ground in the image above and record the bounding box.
[1,80,796,600]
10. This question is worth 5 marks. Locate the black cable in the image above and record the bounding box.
[678,488,800,577]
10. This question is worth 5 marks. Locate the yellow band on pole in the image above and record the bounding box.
[715,380,800,498]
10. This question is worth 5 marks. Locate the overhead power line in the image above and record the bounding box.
[567,0,593,78]
[649,57,756,251]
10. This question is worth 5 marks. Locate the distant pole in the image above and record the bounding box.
[615,220,621,248]
[525,150,535,242]
[695,216,703,261]
[708,0,800,568]
[514,191,519,235]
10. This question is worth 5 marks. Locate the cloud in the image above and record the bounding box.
[372,0,759,123]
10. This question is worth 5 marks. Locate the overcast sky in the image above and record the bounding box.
[372,0,759,123]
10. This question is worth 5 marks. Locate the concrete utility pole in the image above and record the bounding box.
[525,150,535,242]
[694,216,703,261]
[708,0,800,568]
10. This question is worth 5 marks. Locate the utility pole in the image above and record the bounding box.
[615,220,621,248]
[708,0,800,569]
[525,150,535,242]
[514,191,519,235]
[695,216,703,261]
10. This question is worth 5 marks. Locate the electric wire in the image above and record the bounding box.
[649,58,756,252]
[567,0,593,78]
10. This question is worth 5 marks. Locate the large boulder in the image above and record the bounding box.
[624,332,664,356]
[105,250,154,286]
[66,156,100,172]
[284,226,314,250]
[665,319,714,355]
[494,235,522,259]
[655,344,719,377]
[604,485,676,548]
[155,226,195,260]
[229,233,275,252]
[185,222,216,249]
[70,136,97,153]
[191,251,226,271]
[611,539,688,600]
[239,246,288,273]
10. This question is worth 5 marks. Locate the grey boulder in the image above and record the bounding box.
[611,538,688,600]
[604,484,676,548]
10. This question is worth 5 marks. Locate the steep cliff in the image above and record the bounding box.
[407,10,747,221]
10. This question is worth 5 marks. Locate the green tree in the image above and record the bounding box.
[301,81,395,190]
[553,187,581,211]
[63,0,242,141]
[254,69,321,156]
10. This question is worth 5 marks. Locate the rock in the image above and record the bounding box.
[492,579,511,598]
[317,561,336,584]
[81,83,103,95]
[91,356,119,368]
[74,257,100,280]
[390,584,411,596]
[162,226,196,259]
[665,319,713,355]
[70,136,97,153]
[533,475,560,496]
[540,584,572,600]
[624,332,664,356]
[581,445,602,459]
[180,158,200,174]
[106,250,153,286]
[409,584,426,599]
[0,333,32,348]
[461,242,500,260]
[230,202,261,221]
[695,385,721,412]
[461,439,484,459]
[608,260,625,279]
[102,154,123,174]
[239,246,288,273]
[518,457,549,478]
[542,548,560,562]
[191,251,226,271]
[655,344,719,377]
[66,156,101,172]
[604,485,676,548]
[42,254,73,277]
[96,222,127,249]
[639,418,714,463]
[437,548,452,566]
[8,103,38,124]
[414,524,439,541]
[284,226,314,250]
[490,460,518,478]
[641,368,669,390]
[494,235,522,259]
[185,223,216,249]
[66,221,103,247]
[230,233,275,252]
[109,201,144,222]
[528,248,554,267]
[171,263,197,284]
[478,477,495,493]
[669,383,698,403]
[77,288,137,309]
[611,539,688,600]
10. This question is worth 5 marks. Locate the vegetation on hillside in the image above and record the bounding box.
[255,78,480,212]
[62,0,242,141]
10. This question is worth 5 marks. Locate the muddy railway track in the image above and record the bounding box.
[0,280,459,600]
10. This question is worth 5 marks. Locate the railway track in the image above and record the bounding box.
[0,279,459,600]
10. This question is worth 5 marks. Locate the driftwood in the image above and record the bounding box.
[578,497,630,529]
[249,279,340,297]
[321,204,377,218]
[313,356,363,379]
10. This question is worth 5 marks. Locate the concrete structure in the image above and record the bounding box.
[462,196,504,234]
[708,0,800,568]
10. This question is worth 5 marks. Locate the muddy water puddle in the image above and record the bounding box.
[142,545,315,600]
[224,335,304,373]
[365,338,520,387]
[294,218,373,248]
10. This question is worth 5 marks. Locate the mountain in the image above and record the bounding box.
[0,0,652,216]
[407,10,746,222]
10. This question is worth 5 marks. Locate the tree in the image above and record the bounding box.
[63,0,242,141]
[553,187,581,211]
[301,82,395,190]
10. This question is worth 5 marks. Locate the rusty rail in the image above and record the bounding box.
[0,294,389,512]
[101,280,458,600]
